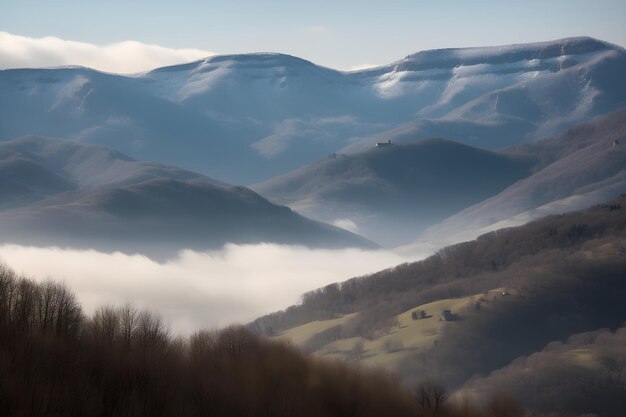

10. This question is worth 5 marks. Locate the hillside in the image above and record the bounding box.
[405,107,626,254]
[252,196,626,416]
[273,289,506,369]
[0,136,375,256]
[253,139,534,246]
[2,37,625,183]
[460,326,626,417]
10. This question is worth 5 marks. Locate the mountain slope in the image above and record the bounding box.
[460,326,626,417]
[251,197,626,415]
[0,136,375,256]
[252,139,534,246]
[2,37,625,183]
[344,37,626,151]
[405,107,626,254]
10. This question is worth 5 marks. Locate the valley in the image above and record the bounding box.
[1,23,625,416]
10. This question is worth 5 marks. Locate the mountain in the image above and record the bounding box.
[251,196,626,416]
[343,37,626,151]
[404,107,626,254]
[1,37,625,184]
[0,136,375,256]
[252,139,534,246]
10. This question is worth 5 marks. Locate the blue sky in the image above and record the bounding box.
[2,0,625,70]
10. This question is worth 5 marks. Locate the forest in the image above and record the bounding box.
[0,262,524,417]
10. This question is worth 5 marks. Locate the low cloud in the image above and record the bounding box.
[0,243,413,335]
[345,63,379,72]
[0,31,215,74]
[332,218,360,233]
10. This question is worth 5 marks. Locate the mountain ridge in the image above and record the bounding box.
[0,135,376,257]
[2,37,625,184]
[15,36,622,76]
[403,107,626,254]
[252,138,534,246]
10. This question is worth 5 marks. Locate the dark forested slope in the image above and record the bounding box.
[0,136,375,256]
[253,196,626,336]
[251,197,626,416]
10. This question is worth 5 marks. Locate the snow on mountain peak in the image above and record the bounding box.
[1,37,625,184]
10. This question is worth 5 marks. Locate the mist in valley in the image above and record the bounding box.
[2,1,625,415]
[0,243,415,334]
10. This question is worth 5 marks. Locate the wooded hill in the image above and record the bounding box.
[251,196,626,416]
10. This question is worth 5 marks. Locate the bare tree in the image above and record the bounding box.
[119,303,139,347]
[136,309,169,354]
[413,379,448,416]
[92,305,121,343]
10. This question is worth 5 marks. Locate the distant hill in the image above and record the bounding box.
[0,136,375,257]
[2,37,625,183]
[405,107,626,254]
[252,139,534,246]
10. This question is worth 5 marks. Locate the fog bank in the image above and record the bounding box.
[0,243,417,334]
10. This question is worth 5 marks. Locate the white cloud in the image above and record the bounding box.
[0,243,413,335]
[0,32,216,74]
[332,218,360,234]
[345,63,379,72]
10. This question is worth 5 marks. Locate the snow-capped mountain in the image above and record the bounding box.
[1,37,624,184]
[344,37,626,151]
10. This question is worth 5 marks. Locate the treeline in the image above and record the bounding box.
[251,196,626,338]
[0,262,520,417]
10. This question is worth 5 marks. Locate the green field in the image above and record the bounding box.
[275,288,509,371]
